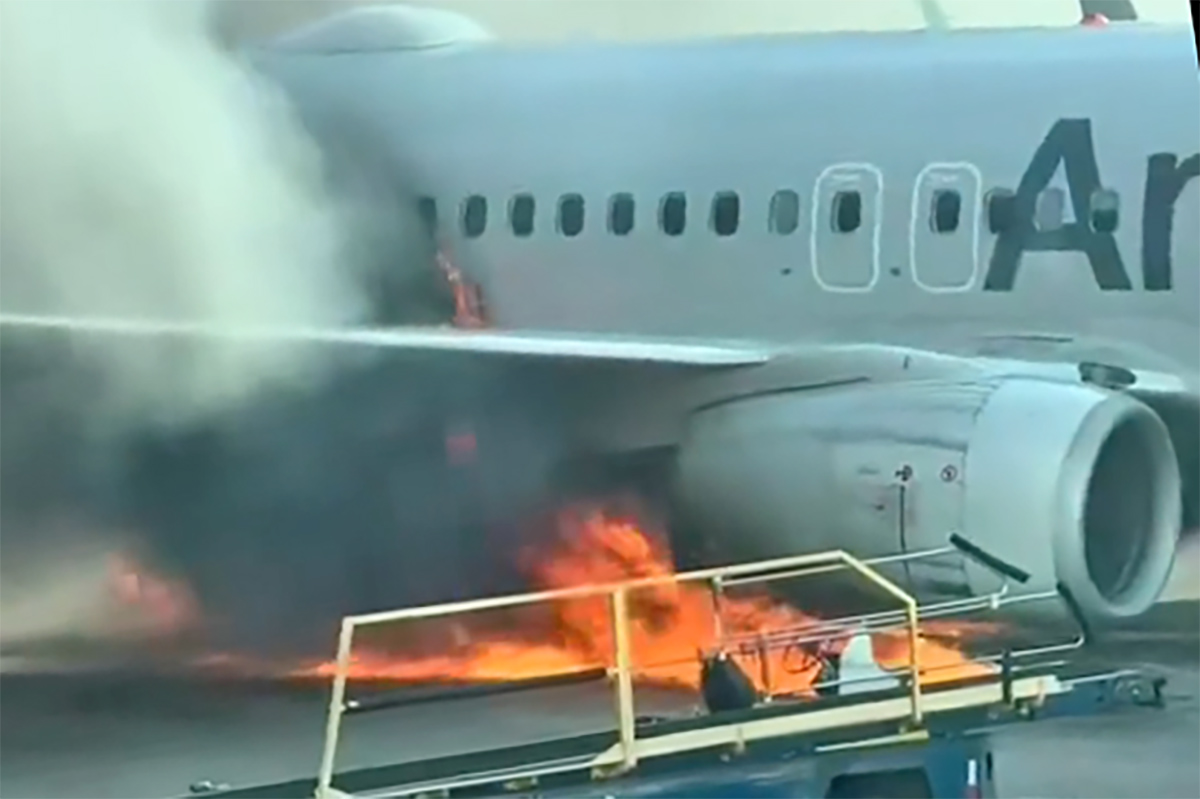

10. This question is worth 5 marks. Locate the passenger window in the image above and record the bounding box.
[1090,188,1120,233]
[557,193,585,237]
[416,196,438,234]
[986,189,1016,233]
[711,191,740,237]
[831,190,862,233]
[769,189,800,235]
[1036,188,1065,231]
[509,193,536,237]
[930,190,962,234]
[660,192,687,237]
[609,193,635,236]
[461,195,487,238]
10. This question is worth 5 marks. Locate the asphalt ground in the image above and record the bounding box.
[0,599,1195,799]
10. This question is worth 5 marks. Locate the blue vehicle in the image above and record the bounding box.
[185,545,1171,799]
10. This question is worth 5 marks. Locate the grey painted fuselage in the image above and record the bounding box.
[253,22,1200,382]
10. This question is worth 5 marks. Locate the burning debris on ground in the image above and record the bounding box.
[60,502,993,703]
[284,506,995,696]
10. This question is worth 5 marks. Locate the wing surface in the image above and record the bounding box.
[0,313,773,369]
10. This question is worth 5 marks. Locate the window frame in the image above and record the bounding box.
[985,188,1017,234]
[831,190,863,234]
[710,191,741,237]
[659,192,687,237]
[930,189,963,234]
[509,193,537,238]
[608,193,635,236]
[557,193,586,238]
[768,189,800,235]
[1089,187,1120,233]
[461,194,488,238]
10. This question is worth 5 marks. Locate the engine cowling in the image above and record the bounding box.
[670,377,1181,624]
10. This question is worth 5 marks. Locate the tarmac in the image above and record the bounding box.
[1,536,1196,798]
[0,599,1196,799]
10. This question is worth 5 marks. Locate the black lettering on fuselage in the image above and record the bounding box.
[1142,152,1200,291]
[984,118,1132,292]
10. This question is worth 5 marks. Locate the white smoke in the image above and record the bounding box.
[0,0,365,424]
[0,521,145,665]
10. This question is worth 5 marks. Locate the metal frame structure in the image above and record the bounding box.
[314,549,924,798]
[311,538,1088,799]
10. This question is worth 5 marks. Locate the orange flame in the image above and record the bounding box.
[436,245,488,329]
[107,553,197,637]
[296,508,992,694]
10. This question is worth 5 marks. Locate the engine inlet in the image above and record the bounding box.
[1082,408,1180,609]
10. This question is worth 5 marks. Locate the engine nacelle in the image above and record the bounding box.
[269,5,493,53]
[671,378,1181,624]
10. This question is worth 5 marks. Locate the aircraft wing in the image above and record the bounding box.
[3,314,1190,396]
[0,313,774,369]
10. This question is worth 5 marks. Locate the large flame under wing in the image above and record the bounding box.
[0,313,774,369]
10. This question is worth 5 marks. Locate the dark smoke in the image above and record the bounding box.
[115,357,572,656]
[2,337,573,660]
[0,0,569,662]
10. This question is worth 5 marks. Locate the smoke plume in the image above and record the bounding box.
[0,0,551,663]
[0,0,365,425]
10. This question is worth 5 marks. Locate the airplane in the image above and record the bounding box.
[1,2,1196,637]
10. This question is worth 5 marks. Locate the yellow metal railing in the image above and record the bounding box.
[313,549,923,799]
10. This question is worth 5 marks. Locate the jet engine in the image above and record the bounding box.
[671,377,1181,625]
